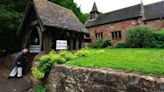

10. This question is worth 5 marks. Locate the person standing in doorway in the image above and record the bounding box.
[8,48,29,78]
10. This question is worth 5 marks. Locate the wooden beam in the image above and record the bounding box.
[70,39,74,51]
[43,31,52,53]
[75,33,80,50]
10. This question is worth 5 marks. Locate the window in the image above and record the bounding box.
[111,31,121,39]
[96,33,103,40]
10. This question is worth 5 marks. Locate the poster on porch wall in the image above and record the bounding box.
[56,40,67,50]
[29,45,41,53]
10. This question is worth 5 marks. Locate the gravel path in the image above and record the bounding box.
[0,66,32,92]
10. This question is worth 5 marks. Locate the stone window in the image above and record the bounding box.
[111,31,121,39]
[96,33,103,40]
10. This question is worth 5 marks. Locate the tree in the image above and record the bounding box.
[49,0,88,24]
[0,5,22,52]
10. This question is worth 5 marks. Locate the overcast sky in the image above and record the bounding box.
[74,0,164,13]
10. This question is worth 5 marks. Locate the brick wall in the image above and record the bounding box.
[88,18,164,45]
[146,19,164,30]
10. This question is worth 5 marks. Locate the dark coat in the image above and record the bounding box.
[12,51,25,67]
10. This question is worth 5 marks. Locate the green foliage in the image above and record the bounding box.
[114,41,129,48]
[32,50,90,79]
[75,49,91,57]
[87,43,96,48]
[126,26,154,48]
[125,26,164,48]
[96,40,104,48]
[51,54,66,64]
[151,33,164,48]
[153,32,164,41]
[40,55,51,62]
[103,38,111,47]
[59,50,78,61]
[88,39,111,49]
[35,84,47,92]
[156,29,164,34]
[32,67,45,79]
[48,0,88,24]
[0,0,27,12]
[0,4,23,52]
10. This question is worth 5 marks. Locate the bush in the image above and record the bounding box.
[32,51,65,79]
[40,55,51,62]
[75,49,91,57]
[103,38,111,48]
[59,50,78,61]
[153,33,164,41]
[32,50,91,79]
[126,26,154,48]
[96,40,104,48]
[88,39,111,48]
[114,41,129,48]
[150,33,164,48]
[32,67,45,79]
[35,84,47,92]
[87,43,96,48]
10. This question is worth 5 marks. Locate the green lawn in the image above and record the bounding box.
[66,48,164,75]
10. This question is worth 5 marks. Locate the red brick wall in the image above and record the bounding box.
[146,19,164,30]
[88,18,143,44]
[88,18,164,45]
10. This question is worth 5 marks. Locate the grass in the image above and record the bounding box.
[66,48,164,75]
[156,29,164,34]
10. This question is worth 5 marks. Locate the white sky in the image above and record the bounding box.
[74,0,164,13]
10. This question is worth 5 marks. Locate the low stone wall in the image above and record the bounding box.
[47,65,164,92]
[3,54,16,69]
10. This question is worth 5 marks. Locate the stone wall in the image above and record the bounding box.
[47,65,164,92]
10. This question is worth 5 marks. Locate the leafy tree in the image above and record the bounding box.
[49,0,89,24]
[0,0,27,12]
[0,5,22,52]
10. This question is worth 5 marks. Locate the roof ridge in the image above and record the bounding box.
[32,0,87,33]
[102,4,141,15]
[144,0,164,6]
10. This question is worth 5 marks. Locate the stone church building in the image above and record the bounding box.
[86,1,164,44]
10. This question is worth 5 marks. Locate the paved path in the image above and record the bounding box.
[0,65,32,92]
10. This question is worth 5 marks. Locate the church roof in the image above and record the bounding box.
[86,4,141,27]
[19,0,88,34]
[144,1,164,20]
[90,2,99,13]
[86,1,164,28]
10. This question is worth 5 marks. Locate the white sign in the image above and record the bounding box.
[56,40,67,50]
[29,45,41,53]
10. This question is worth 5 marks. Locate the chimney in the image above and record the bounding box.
[140,0,146,20]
